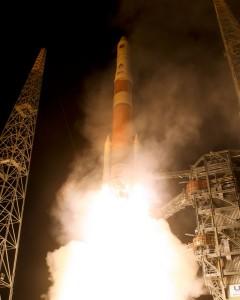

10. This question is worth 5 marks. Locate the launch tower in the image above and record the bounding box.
[159,1,240,300]
[213,0,240,107]
[160,150,240,300]
[0,49,46,300]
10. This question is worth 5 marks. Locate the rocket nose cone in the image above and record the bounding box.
[120,36,127,42]
[118,36,128,48]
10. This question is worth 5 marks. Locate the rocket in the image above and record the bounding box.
[103,36,139,191]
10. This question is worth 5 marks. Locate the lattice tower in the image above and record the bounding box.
[213,0,240,106]
[158,150,240,300]
[0,49,46,300]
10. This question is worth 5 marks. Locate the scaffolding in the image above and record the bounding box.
[159,150,240,300]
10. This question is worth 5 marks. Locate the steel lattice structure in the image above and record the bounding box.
[159,3,240,300]
[159,150,240,300]
[190,151,240,300]
[213,0,240,106]
[0,49,46,300]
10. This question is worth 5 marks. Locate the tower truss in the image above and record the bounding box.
[159,150,240,300]
[0,49,46,300]
[190,150,240,300]
[159,3,240,298]
[213,0,240,106]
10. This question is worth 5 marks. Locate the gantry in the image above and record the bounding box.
[159,2,240,299]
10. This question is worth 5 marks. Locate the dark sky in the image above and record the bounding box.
[0,1,240,300]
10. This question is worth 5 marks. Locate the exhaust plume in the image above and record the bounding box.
[44,36,205,299]
[45,178,204,300]
[41,1,240,297]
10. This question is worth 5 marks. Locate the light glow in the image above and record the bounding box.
[45,182,203,300]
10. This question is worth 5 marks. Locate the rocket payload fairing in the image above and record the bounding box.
[103,37,139,191]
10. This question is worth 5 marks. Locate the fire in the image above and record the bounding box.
[45,182,203,300]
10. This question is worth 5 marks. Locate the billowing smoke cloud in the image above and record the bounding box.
[43,63,205,299]
[45,178,204,300]
[115,0,240,171]
[44,1,240,299]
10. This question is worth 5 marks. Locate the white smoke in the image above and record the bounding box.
[43,15,207,300]
[43,157,204,300]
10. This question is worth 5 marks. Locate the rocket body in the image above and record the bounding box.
[112,36,133,148]
[103,37,138,189]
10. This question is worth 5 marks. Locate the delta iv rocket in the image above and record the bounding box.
[103,37,139,191]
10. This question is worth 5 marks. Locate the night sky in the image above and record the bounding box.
[1,1,240,299]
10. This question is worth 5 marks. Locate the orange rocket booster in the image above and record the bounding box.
[103,37,139,186]
[112,36,133,149]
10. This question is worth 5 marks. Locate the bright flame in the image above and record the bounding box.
[45,182,203,300]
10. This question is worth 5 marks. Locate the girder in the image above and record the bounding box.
[213,0,240,106]
[159,150,240,300]
[0,49,46,300]
[158,192,191,219]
